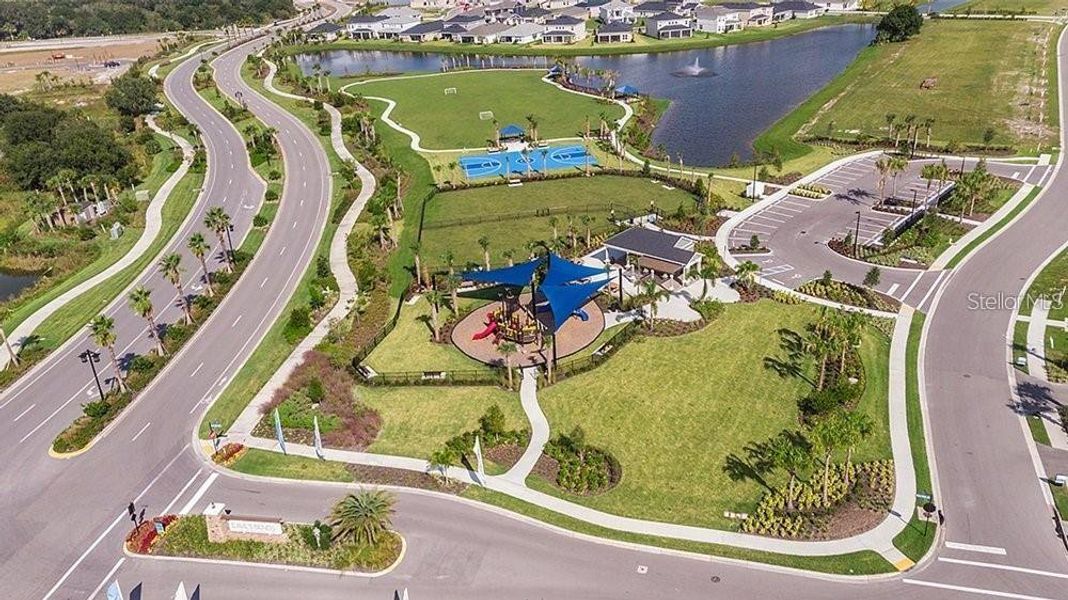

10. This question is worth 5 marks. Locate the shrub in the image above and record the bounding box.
[265,188,279,202]
[301,520,333,550]
[479,404,506,438]
[306,377,325,404]
[798,384,857,419]
[283,307,312,343]
[253,213,269,227]
[690,299,724,321]
[268,169,282,181]
[82,400,110,418]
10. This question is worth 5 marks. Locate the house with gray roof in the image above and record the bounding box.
[399,19,445,41]
[601,227,702,283]
[595,20,634,42]
[643,11,692,38]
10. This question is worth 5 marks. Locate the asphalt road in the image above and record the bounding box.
[0,26,332,600]
[5,6,1068,600]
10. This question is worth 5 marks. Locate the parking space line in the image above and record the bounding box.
[938,557,1068,579]
[887,283,900,297]
[945,541,1007,556]
[750,214,786,224]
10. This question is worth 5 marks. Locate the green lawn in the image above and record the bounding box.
[231,447,355,482]
[420,175,697,267]
[1028,244,1068,321]
[537,300,892,530]
[359,385,526,459]
[803,20,1058,152]
[952,0,1068,14]
[363,296,481,373]
[348,70,624,149]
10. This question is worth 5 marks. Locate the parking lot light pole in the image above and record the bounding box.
[79,349,105,402]
[853,211,861,257]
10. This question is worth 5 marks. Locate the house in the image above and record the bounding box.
[440,23,471,39]
[483,0,519,19]
[633,1,680,18]
[378,6,423,18]
[601,227,703,286]
[399,19,445,40]
[578,0,612,18]
[377,14,422,37]
[509,5,552,22]
[344,15,386,38]
[694,5,743,33]
[444,12,487,28]
[542,15,586,42]
[721,2,773,26]
[598,0,636,22]
[542,0,582,9]
[306,21,343,41]
[410,0,457,9]
[596,20,634,42]
[643,11,692,38]
[460,21,511,42]
[499,22,545,42]
[556,5,591,19]
[812,0,859,9]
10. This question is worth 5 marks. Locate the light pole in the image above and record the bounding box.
[225,223,235,263]
[79,349,105,402]
[853,211,861,257]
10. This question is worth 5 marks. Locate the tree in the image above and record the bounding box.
[863,266,881,288]
[884,113,896,141]
[478,235,491,270]
[411,242,423,288]
[128,286,165,356]
[581,214,593,247]
[89,314,127,393]
[499,341,518,389]
[873,156,891,201]
[425,290,444,342]
[735,260,759,290]
[105,70,158,117]
[328,490,395,547]
[429,446,458,481]
[839,411,874,488]
[204,206,233,272]
[187,232,214,297]
[875,4,923,43]
[888,155,908,199]
[159,253,192,325]
[764,431,812,512]
[808,415,844,505]
[639,279,667,329]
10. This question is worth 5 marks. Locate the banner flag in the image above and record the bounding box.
[474,435,485,485]
[106,581,122,600]
[174,581,188,600]
[274,408,287,455]
[313,416,324,459]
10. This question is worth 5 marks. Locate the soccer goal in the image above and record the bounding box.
[444,87,458,95]
[478,110,494,121]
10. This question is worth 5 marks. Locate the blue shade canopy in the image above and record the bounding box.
[543,253,606,286]
[615,84,639,95]
[540,279,610,331]
[499,124,525,137]
[462,257,542,287]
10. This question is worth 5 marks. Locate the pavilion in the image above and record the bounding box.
[498,123,526,143]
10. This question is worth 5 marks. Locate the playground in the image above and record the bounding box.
[451,290,605,366]
[459,144,598,179]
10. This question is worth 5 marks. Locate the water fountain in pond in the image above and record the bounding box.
[673,57,713,77]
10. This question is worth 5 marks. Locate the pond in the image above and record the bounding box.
[296,23,875,166]
[0,271,38,303]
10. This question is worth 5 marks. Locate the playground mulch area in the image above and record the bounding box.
[355,70,624,149]
[451,295,605,366]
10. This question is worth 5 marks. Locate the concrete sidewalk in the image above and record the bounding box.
[500,368,548,485]
[229,58,375,438]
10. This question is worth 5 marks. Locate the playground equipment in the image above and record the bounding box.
[471,320,498,340]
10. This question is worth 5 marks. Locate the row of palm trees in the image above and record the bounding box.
[26,169,131,234]
[884,113,936,156]
[84,207,233,394]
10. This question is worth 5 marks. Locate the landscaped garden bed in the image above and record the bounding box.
[827,212,969,268]
[798,278,899,312]
[132,492,403,573]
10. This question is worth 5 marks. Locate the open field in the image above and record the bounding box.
[536,300,892,530]
[360,385,526,459]
[800,20,1058,153]
[951,0,1068,14]
[292,16,872,58]
[419,175,698,267]
[363,296,482,373]
[0,37,169,93]
[348,70,624,149]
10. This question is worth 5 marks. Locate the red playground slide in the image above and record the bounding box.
[472,321,498,340]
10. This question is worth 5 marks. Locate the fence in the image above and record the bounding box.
[543,320,642,385]
[421,201,644,231]
[356,366,506,387]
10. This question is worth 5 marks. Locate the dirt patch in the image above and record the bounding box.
[484,443,524,470]
[347,463,467,493]
[0,38,163,93]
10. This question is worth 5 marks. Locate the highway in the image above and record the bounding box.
[4,5,1068,599]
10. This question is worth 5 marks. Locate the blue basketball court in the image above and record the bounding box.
[460,145,597,179]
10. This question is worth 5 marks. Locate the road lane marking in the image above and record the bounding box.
[42,444,189,600]
[292,220,298,228]
[945,541,1008,555]
[130,422,151,442]
[12,403,35,422]
[903,579,1051,600]
[938,557,1068,578]
[279,245,287,255]
[232,315,243,328]
[887,283,900,297]
[914,270,947,310]
[20,391,83,443]
[83,557,125,600]
[191,361,204,377]
[260,276,269,288]
[179,472,219,515]
[162,471,203,515]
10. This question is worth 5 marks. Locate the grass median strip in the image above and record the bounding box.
[944,186,1042,270]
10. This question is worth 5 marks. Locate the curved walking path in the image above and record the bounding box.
[0,114,196,369]
[228,56,376,437]
[501,367,549,485]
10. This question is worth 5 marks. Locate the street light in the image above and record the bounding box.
[853,211,861,257]
[79,349,105,402]
[225,223,235,263]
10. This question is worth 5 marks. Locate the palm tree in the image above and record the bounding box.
[688,262,719,300]
[128,286,165,356]
[639,279,667,329]
[411,242,423,288]
[899,114,916,148]
[499,341,518,389]
[429,446,458,481]
[888,155,908,199]
[187,233,214,297]
[839,411,874,488]
[89,315,127,393]
[525,113,539,144]
[0,307,20,367]
[502,248,516,267]
[580,214,594,247]
[884,113,896,141]
[477,236,491,270]
[204,206,233,273]
[922,117,935,149]
[766,431,812,512]
[328,490,395,546]
[873,156,891,202]
[808,415,844,505]
[735,260,759,290]
[159,253,192,325]
[548,216,559,242]
[425,290,444,342]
